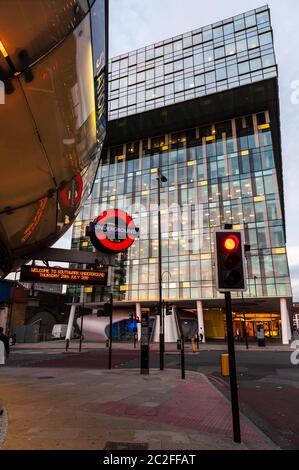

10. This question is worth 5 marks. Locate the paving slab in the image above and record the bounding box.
[0,366,277,450]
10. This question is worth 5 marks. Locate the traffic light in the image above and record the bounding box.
[153,303,160,315]
[214,230,246,292]
[97,302,112,317]
[165,303,173,316]
[104,303,112,316]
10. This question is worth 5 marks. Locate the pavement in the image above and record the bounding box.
[11,339,295,352]
[0,365,277,451]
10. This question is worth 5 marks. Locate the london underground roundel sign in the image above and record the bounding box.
[90,209,139,254]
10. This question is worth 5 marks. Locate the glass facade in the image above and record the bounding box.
[70,6,292,308]
[108,6,276,120]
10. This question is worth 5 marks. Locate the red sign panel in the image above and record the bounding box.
[89,209,139,253]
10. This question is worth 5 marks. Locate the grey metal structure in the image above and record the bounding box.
[0,0,108,278]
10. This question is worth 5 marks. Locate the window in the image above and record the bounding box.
[245,15,256,28]
[185,76,195,89]
[119,76,127,88]
[238,61,250,74]
[227,64,238,77]
[165,82,174,95]
[216,67,227,81]
[234,18,245,32]
[204,50,214,63]
[174,80,184,93]
[262,53,275,68]
[215,46,225,60]
[184,56,193,69]
[205,71,216,84]
[250,58,262,71]
[120,57,128,69]
[146,68,154,80]
[259,32,272,46]
[247,35,259,49]
[155,46,164,58]
[225,43,236,56]
[202,29,213,42]
[173,40,183,52]
[257,11,269,25]
[223,23,234,36]
[213,26,223,39]
[165,62,174,74]
[195,74,205,87]
[236,39,247,53]
[194,53,203,66]
[193,33,203,46]
[137,71,145,82]
[174,59,183,72]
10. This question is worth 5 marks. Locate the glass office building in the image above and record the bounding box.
[71,6,292,343]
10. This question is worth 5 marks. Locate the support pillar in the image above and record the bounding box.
[164,305,179,342]
[196,300,205,343]
[280,298,290,345]
[136,303,141,341]
[66,304,76,341]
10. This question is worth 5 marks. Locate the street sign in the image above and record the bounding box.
[88,209,139,254]
[20,265,107,285]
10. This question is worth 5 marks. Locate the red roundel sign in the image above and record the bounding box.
[90,209,138,253]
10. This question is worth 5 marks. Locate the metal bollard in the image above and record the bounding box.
[221,353,230,377]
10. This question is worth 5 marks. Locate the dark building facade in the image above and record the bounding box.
[70,6,292,344]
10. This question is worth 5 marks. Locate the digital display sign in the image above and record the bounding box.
[20,265,107,286]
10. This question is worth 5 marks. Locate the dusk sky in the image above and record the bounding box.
[57,0,299,299]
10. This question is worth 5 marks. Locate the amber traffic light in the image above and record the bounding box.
[215,230,246,291]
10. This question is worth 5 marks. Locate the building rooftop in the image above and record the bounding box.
[108,5,276,121]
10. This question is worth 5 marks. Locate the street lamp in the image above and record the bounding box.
[157,167,167,371]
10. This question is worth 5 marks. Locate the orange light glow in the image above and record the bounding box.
[223,235,239,251]
[0,40,8,58]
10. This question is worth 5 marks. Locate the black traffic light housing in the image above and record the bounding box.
[165,303,172,316]
[214,230,246,292]
[97,302,112,317]
[153,303,160,315]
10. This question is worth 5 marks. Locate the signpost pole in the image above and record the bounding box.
[180,338,185,380]
[140,309,149,375]
[79,312,83,353]
[108,293,113,370]
[225,291,241,443]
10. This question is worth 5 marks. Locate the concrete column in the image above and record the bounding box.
[66,304,76,341]
[196,300,205,343]
[136,303,141,341]
[0,341,5,365]
[0,306,9,331]
[280,298,290,345]
[287,307,292,340]
[152,314,159,342]
[164,305,179,342]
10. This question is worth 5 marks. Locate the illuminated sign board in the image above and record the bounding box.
[20,266,107,286]
[89,209,139,254]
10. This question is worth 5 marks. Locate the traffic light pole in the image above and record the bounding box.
[157,169,164,371]
[225,291,241,443]
[108,293,113,370]
[79,298,84,353]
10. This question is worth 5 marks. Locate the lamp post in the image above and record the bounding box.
[157,167,167,371]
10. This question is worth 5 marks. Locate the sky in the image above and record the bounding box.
[106,0,299,299]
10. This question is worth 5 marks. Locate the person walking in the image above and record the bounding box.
[0,327,10,357]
